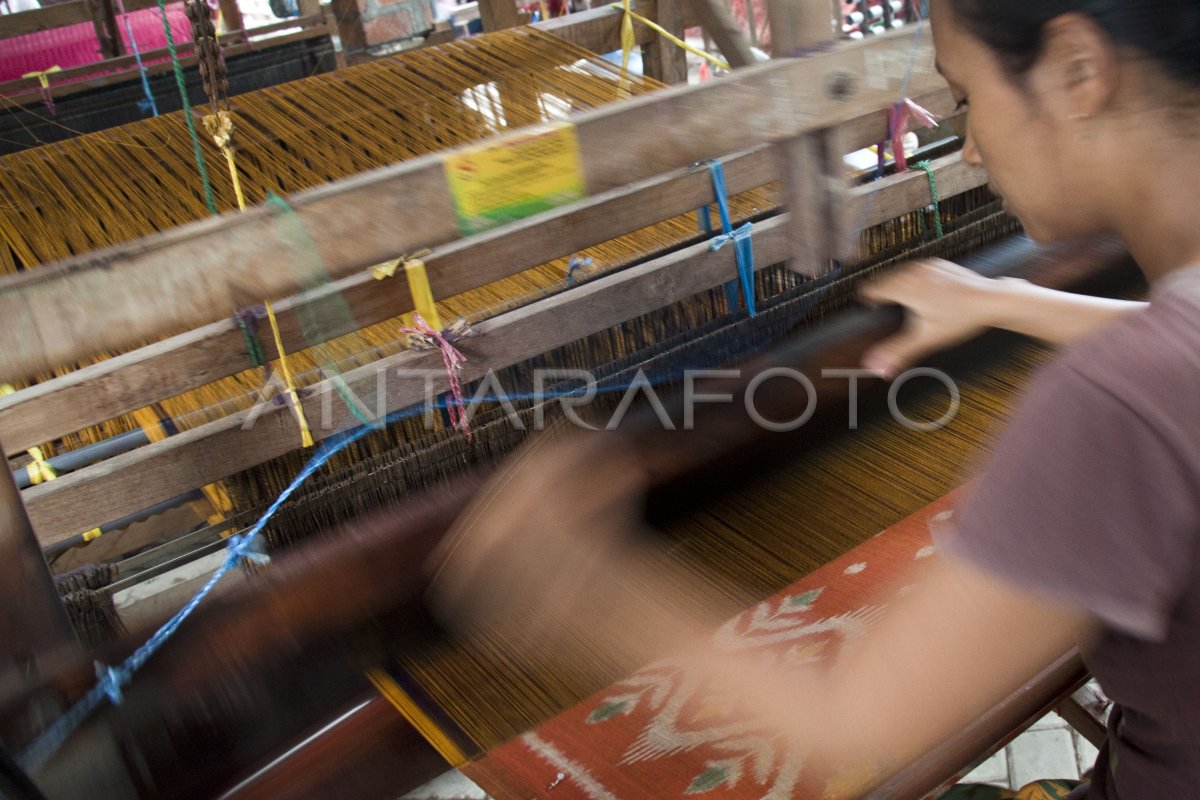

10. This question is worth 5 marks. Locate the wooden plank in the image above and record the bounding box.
[642,0,688,84]
[685,0,755,68]
[0,30,942,383]
[847,152,986,224]
[19,148,988,542]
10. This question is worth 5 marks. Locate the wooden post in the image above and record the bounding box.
[322,1,349,69]
[86,0,124,58]
[0,447,80,767]
[216,0,245,38]
[768,0,848,276]
[327,0,368,55]
[642,0,688,84]
[478,0,519,31]
[687,0,754,68]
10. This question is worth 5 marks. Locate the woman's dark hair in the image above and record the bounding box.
[946,0,1200,88]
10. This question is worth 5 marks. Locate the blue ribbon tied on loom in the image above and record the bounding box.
[700,161,757,317]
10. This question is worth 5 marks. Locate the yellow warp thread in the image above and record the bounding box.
[610,3,731,71]
[24,447,57,486]
[402,252,443,331]
[366,668,468,766]
[264,301,315,448]
[82,527,103,542]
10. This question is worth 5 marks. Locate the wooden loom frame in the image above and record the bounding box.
[1,25,973,545]
[0,6,1112,796]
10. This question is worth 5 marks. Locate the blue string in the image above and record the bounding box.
[709,222,756,317]
[17,421,377,774]
[565,256,592,287]
[705,161,756,317]
[122,15,159,116]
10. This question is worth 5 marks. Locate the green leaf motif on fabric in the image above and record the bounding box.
[686,765,729,794]
[586,700,629,724]
[787,588,824,610]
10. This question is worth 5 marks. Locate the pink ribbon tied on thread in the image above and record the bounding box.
[885,98,939,174]
[399,313,474,441]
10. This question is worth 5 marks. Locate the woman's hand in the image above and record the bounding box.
[426,429,662,660]
[859,258,1003,378]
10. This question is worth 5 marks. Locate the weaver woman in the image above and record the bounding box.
[430,1,1200,797]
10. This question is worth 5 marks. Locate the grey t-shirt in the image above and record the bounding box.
[935,267,1200,799]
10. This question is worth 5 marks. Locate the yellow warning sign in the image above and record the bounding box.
[444,121,587,235]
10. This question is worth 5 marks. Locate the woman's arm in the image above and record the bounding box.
[428,434,1098,795]
[860,259,1146,378]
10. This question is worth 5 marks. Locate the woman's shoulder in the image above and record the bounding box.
[1048,284,1200,424]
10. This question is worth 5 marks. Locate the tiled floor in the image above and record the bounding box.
[961,710,1101,790]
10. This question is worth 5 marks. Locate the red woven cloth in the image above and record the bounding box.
[464,492,962,799]
[0,4,190,85]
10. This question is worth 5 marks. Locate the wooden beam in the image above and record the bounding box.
[642,0,688,84]
[686,0,755,68]
[0,30,942,383]
[217,0,246,35]
[0,90,960,455]
[769,0,845,275]
[18,149,991,544]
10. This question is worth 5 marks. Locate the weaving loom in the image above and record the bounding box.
[0,5,1134,798]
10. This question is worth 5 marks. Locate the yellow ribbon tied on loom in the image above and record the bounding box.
[203,110,247,211]
[24,446,58,486]
[611,3,730,72]
[22,65,62,89]
[0,385,58,486]
[264,301,315,448]
[372,250,443,331]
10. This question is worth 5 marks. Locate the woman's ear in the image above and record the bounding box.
[1034,12,1119,122]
